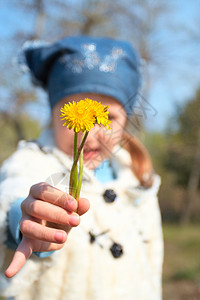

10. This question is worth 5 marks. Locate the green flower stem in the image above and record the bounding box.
[72,132,78,197]
[69,131,89,197]
[75,147,83,200]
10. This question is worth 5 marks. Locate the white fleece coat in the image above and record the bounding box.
[0,131,163,300]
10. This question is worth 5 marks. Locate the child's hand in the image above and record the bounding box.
[5,182,90,278]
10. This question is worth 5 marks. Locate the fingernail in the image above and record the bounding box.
[69,213,80,226]
[66,195,77,210]
[55,231,64,242]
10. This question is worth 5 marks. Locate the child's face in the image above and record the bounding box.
[52,93,127,170]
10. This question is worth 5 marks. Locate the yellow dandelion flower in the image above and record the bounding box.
[60,98,112,132]
[60,100,95,132]
[60,98,112,200]
[84,98,112,129]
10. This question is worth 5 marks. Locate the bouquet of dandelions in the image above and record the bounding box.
[60,98,111,201]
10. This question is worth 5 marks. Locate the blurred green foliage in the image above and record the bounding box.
[144,89,200,223]
[0,114,41,165]
[165,90,200,187]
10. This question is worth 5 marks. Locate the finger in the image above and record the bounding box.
[20,218,68,243]
[24,198,80,227]
[77,197,90,216]
[5,237,32,278]
[30,182,77,211]
[32,241,66,252]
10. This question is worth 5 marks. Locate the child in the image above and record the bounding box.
[0,36,163,300]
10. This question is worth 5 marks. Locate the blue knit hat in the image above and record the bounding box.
[20,36,141,115]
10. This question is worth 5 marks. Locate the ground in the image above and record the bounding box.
[163,224,200,300]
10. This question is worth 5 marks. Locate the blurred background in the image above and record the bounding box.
[0,0,200,299]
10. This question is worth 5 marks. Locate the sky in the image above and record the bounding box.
[145,0,200,130]
[0,0,199,132]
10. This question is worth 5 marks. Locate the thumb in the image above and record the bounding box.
[5,236,33,278]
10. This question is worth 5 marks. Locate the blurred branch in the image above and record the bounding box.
[34,0,45,39]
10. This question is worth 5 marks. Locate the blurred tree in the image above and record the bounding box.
[164,89,200,224]
[144,131,180,222]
